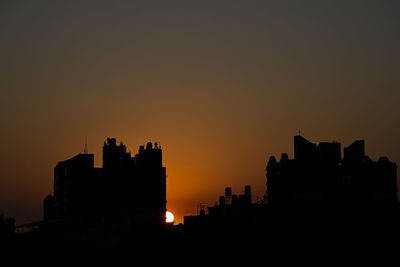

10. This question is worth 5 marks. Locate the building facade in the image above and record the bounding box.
[44,138,167,245]
[266,135,398,210]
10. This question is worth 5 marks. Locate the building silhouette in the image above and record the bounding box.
[184,185,268,248]
[42,138,167,246]
[6,135,400,252]
[185,135,399,250]
[267,135,398,210]
[0,214,14,247]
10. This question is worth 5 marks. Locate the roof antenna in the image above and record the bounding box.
[84,136,88,154]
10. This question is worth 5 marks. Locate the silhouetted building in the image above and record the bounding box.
[184,185,268,248]
[344,140,365,162]
[185,135,399,249]
[43,195,55,221]
[53,153,94,221]
[8,135,400,251]
[43,138,167,246]
[206,185,254,217]
[0,214,14,244]
[103,138,131,169]
[267,135,398,209]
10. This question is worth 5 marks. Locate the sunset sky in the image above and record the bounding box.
[1,0,399,224]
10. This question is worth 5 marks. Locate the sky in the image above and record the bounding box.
[0,0,399,224]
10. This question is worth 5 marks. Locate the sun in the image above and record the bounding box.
[166,211,174,223]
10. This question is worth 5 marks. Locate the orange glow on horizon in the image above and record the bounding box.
[0,2,399,226]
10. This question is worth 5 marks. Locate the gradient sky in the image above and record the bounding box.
[1,0,399,224]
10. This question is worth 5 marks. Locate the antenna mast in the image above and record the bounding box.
[84,136,88,154]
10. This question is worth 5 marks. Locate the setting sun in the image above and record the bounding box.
[166,211,174,223]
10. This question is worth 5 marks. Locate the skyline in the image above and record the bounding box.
[1,0,399,225]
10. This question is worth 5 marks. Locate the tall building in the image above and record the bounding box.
[53,153,94,220]
[0,214,14,241]
[267,135,398,209]
[44,138,167,245]
[183,135,399,249]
